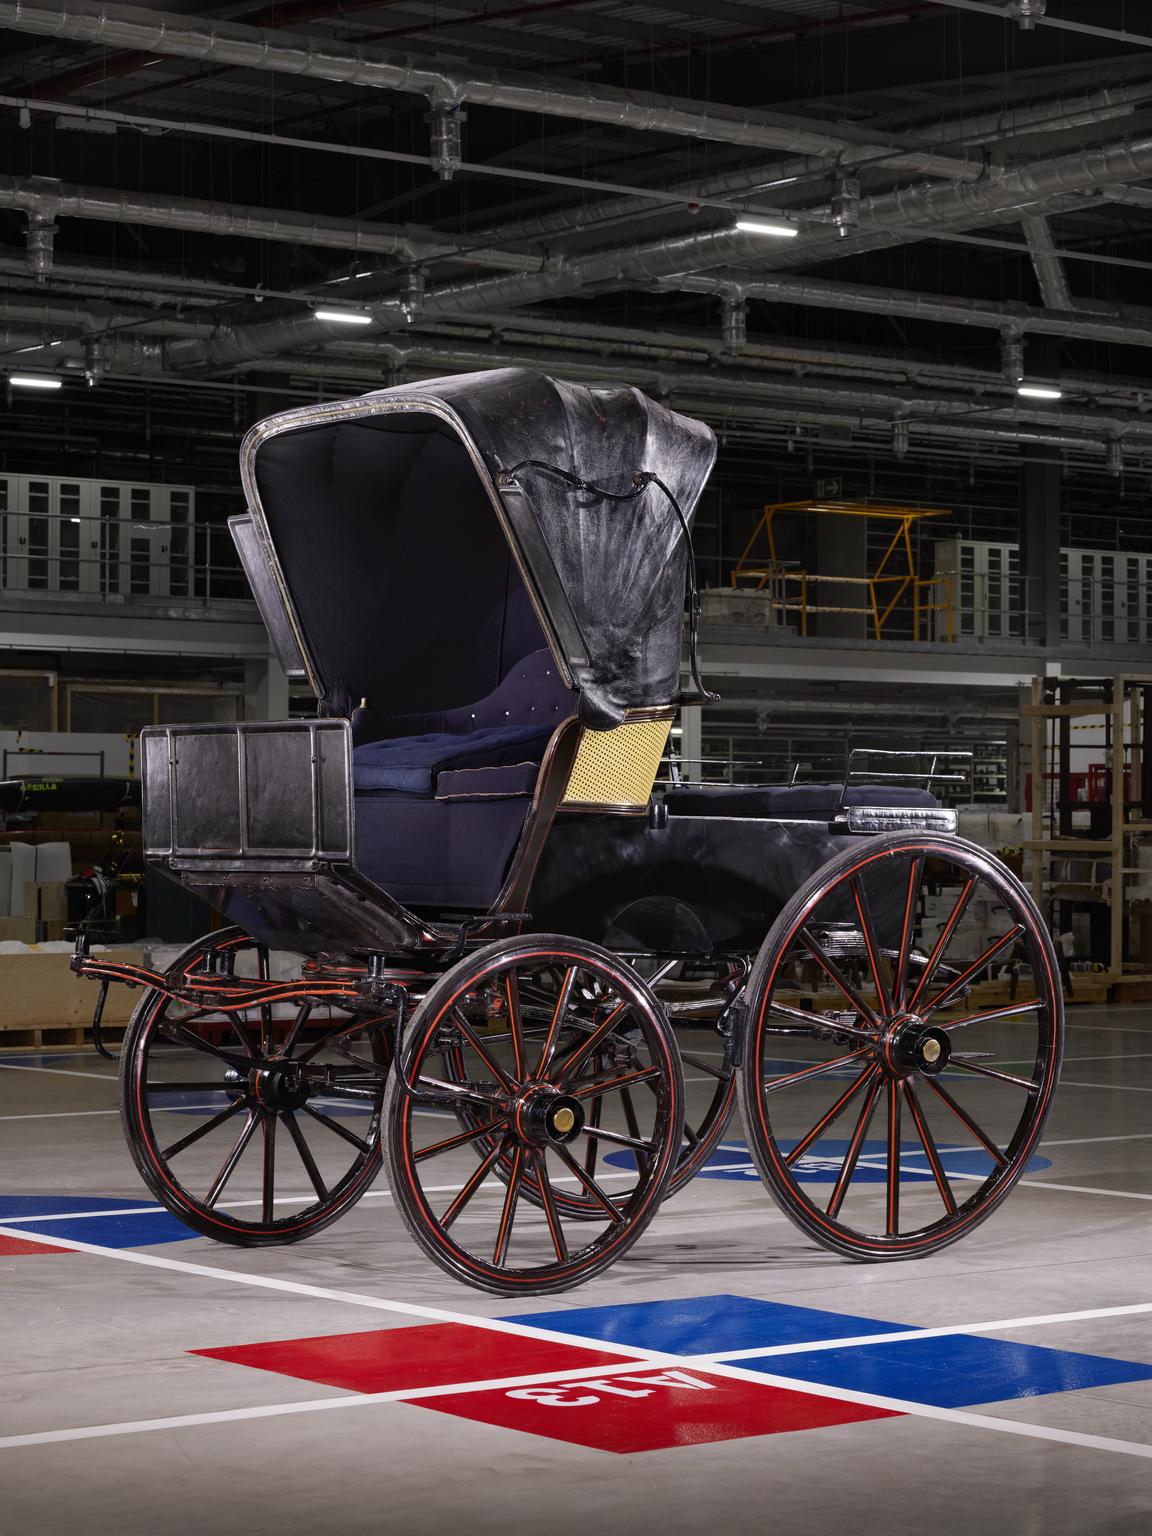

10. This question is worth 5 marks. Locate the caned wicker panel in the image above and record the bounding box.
[561,716,673,809]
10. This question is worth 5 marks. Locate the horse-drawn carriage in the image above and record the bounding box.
[75,369,1064,1294]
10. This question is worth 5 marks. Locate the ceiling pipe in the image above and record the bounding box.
[0,174,536,273]
[0,0,984,177]
[678,270,1152,351]
[172,126,1152,367]
[1020,214,1072,309]
[471,76,1152,253]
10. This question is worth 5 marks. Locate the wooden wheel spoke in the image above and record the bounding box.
[553,1142,624,1221]
[295,1017,363,1065]
[942,1000,1044,1033]
[785,1063,880,1167]
[145,1080,233,1093]
[160,1098,244,1160]
[450,1006,515,1092]
[798,930,879,1027]
[907,878,977,1010]
[921,1074,1009,1167]
[948,1058,1040,1092]
[204,1110,259,1209]
[555,1002,630,1085]
[226,1012,261,1060]
[766,1048,869,1094]
[261,1111,277,1224]
[923,925,1025,1016]
[620,1087,650,1175]
[885,1078,901,1237]
[300,1102,372,1155]
[536,966,578,1079]
[582,1124,655,1154]
[440,1140,505,1231]
[904,1080,956,1215]
[893,856,925,1008]
[504,969,526,1080]
[850,877,893,1015]
[281,1002,314,1059]
[283,1111,329,1202]
[158,1022,249,1071]
[493,1143,527,1266]
[585,1091,602,1182]
[414,1115,511,1164]
[826,1075,882,1219]
[572,1066,661,1100]
[534,1150,569,1263]
[679,1051,730,1080]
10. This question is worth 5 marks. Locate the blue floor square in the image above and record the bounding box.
[734,1333,1152,1409]
[504,1293,913,1355]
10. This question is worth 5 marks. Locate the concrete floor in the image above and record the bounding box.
[2,1003,1152,1536]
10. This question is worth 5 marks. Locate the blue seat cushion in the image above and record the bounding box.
[664,782,938,819]
[353,724,554,797]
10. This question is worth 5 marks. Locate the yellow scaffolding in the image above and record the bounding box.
[730,500,953,641]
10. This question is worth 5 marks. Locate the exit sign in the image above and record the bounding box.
[815,478,843,498]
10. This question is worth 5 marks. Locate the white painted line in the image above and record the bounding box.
[4,1222,1152,1461]
[1039,1132,1152,1149]
[0,1062,116,1083]
[0,1109,122,1121]
[701,1298,1152,1364]
[1017,1179,1152,1202]
[1060,1080,1152,1095]
[0,1169,641,1226]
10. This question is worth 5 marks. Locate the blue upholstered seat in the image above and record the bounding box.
[353,723,555,797]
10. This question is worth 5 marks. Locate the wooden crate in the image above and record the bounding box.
[0,948,144,1037]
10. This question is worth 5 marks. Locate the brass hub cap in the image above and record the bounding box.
[513,1088,586,1145]
[879,1015,952,1078]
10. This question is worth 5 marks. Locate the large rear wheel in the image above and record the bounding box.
[738,835,1063,1261]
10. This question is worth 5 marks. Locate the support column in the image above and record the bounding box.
[679,704,703,782]
[813,512,868,639]
[244,650,290,722]
[1019,446,1062,647]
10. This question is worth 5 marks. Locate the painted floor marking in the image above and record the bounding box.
[1060,1079,1152,1094]
[4,1221,1152,1460]
[0,1062,117,1082]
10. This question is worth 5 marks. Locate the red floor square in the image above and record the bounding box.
[414,1366,900,1453]
[0,1234,70,1257]
[192,1322,634,1395]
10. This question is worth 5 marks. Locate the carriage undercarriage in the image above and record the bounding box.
[71,368,1064,1295]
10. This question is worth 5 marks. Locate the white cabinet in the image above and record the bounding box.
[0,473,194,598]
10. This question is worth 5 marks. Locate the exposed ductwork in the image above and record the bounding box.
[1021,215,1072,310]
[163,127,1152,370]
[0,0,984,178]
[471,77,1152,254]
[676,270,1152,351]
[0,174,537,272]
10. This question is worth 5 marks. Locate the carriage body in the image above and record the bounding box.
[76,369,1064,1295]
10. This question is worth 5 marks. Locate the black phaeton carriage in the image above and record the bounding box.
[75,369,1064,1294]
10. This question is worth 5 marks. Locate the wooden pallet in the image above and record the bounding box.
[0,1025,86,1050]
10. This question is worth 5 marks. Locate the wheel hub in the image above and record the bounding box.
[226,1061,312,1112]
[513,1087,585,1145]
[879,1015,951,1078]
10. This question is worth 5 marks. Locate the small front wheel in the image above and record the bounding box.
[384,935,684,1295]
[738,834,1063,1261]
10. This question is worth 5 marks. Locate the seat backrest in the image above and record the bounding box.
[353,648,574,746]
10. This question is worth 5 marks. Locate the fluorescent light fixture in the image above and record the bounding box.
[9,374,63,390]
[1017,384,1063,400]
[313,308,373,325]
[734,216,800,238]
[69,517,81,524]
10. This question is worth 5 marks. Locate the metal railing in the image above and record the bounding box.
[0,512,248,606]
